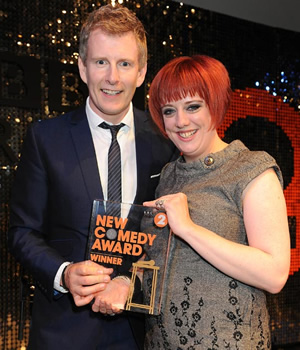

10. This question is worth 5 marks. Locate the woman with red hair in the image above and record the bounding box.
[143,55,290,349]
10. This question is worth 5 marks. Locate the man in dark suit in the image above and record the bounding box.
[8,4,177,350]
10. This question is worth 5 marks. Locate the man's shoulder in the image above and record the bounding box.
[32,106,86,130]
[133,107,179,159]
[132,107,148,121]
[132,107,160,134]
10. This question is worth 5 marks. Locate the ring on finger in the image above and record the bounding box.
[155,199,165,208]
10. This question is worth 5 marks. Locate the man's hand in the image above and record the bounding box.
[91,277,130,315]
[62,260,113,306]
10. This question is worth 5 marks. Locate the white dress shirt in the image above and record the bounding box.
[86,97,137,206]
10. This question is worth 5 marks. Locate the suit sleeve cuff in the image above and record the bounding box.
[54,262,71,294]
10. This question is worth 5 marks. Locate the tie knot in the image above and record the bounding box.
[99,122,125,138]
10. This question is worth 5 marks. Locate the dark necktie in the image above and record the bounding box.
[99,122,125,217]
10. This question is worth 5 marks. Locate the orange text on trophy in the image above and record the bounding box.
[89,215,157,265]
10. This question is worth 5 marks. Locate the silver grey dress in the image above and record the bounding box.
[144,140,283,350]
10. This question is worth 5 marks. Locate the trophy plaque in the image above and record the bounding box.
[86,199,173,315]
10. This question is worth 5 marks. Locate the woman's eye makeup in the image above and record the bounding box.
[187,104,201,111]
[162,108,175,116]
[161,99,204,116]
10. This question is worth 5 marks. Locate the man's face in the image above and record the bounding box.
[78,29,147,124]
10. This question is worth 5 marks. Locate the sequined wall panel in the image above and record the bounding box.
[0,1,299,349]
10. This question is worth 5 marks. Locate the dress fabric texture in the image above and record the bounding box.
[144,140,283,350]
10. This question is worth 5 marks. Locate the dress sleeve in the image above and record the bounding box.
[221,150,283,215]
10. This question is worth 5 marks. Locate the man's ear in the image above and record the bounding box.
[78,56,87,84]
[136,63,147,88]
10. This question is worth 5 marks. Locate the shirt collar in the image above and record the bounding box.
[85,97,133,131]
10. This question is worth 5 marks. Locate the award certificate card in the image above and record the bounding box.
[86,199,173,315]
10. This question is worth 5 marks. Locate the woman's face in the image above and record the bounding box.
[161,94,218,162]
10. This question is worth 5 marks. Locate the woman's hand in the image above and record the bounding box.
[144,193,195,238]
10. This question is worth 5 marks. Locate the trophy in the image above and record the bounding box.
[86,199,173,315]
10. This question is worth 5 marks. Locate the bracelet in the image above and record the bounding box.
[61,264,70,291]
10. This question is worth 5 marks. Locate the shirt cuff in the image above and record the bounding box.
[54,262,71,293]
[112,275,131,285]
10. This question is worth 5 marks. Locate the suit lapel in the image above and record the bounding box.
[68,107,156,205]
[133,108,153,204]
[70,107,104,202]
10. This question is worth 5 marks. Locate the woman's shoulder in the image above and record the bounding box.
[221,140,284,202]
[226,140,280,176]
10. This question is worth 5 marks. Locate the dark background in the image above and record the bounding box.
[0,0,299,348]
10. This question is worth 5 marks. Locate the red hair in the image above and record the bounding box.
[148,55,231,137]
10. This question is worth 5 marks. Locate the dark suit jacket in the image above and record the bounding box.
[8,106,178,350]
